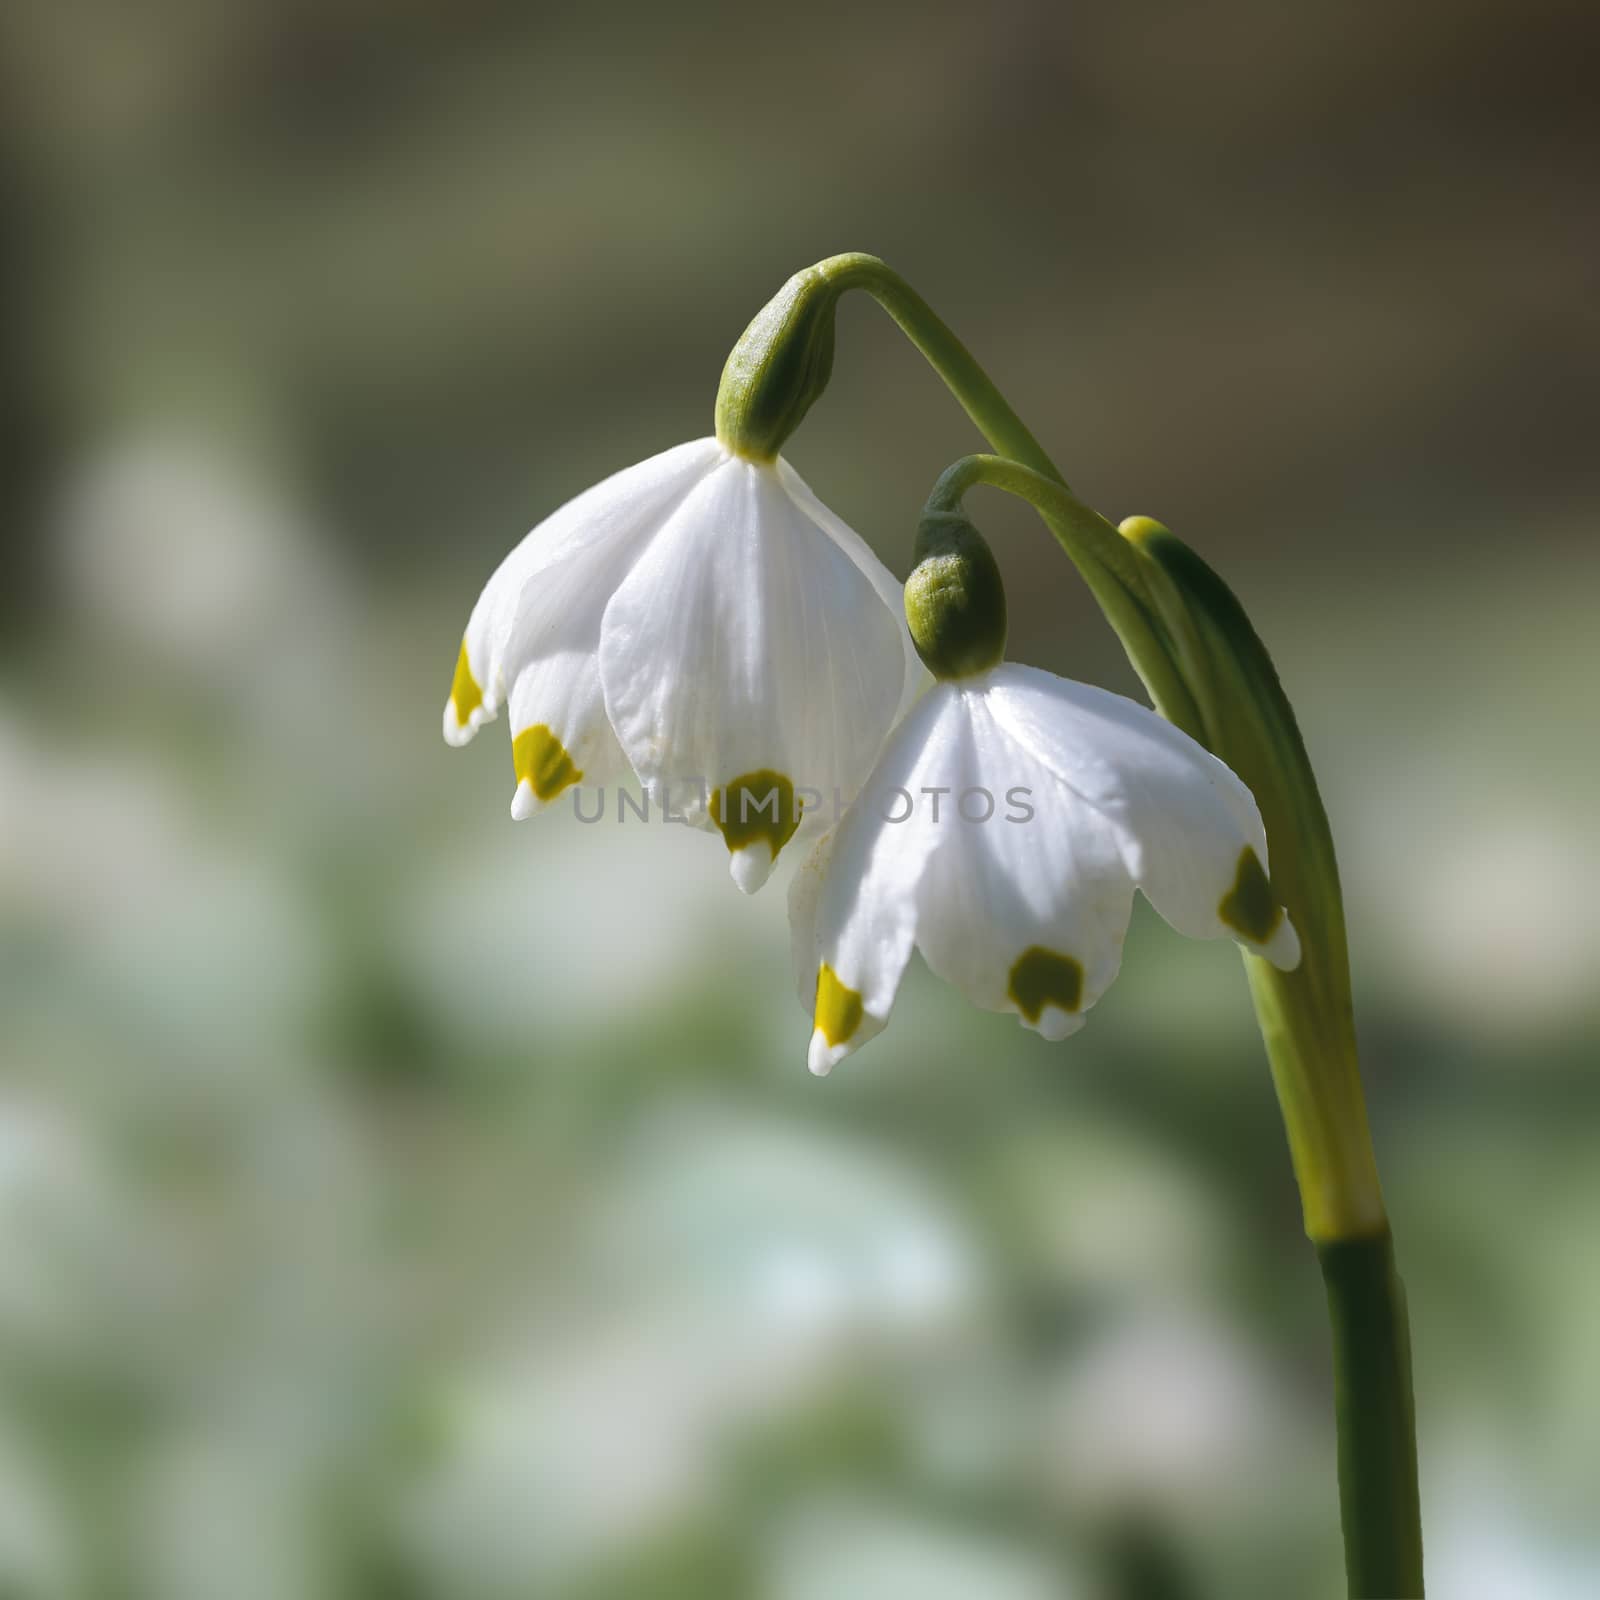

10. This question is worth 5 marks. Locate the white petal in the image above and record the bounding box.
[983,662,1299,968]
[788,689,961,1073]
[910,685,1137,1039]
[496,491,673,817]
[600,456,909,890]
[443,438,720,746]
[506,650,630,820]
[774,455,931,723]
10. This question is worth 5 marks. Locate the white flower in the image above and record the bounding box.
[789,662,1301,1075]
[444,439,924,891]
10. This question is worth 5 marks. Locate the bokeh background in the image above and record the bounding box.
[2,3,1597,1596]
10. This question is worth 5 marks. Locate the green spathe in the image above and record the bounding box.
[904,511,1007,680]
[1121,514,1382,1242]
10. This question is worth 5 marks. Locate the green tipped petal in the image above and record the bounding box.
[1007,946,1084,1023]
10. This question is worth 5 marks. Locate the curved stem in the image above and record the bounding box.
[814,254,1068,489]
[923,454,1205,739]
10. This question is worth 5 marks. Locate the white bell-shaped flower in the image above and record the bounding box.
[444,439,925,891]
[790,659,1301,1076]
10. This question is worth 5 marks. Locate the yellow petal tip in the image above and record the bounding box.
[449,640,483,729]
[813,961,864,1049]
[512,724,582,803]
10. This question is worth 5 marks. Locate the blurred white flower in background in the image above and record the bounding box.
[48,433,379,828]
[0,1094,154,1378]
[0,1073,389,1599]
[992,1123,1233,1302]
[400,1109,980,1594]
[401,1309,756,1594]
[768,1498,1074,1600]
[133,1436,324,1600]
[1293,575,1600,1043]
[0,1419,80,1600]
[594,1107,976,1333]
[0,712,328,1067]
[1425,1459,1600,1600]
[401,810,780,1050]
[1375,792,1600,1040]
[56,435,337,672]
[1039,1302,1294,1517]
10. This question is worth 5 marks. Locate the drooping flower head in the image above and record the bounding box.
[444,273,925,892]
[790,510,1300,1075]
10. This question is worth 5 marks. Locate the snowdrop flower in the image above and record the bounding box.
[443,436,924,892]
[791,513,1300,1075]
[444,268,937,894]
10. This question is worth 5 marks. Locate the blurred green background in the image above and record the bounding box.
[2,3,1597,1596]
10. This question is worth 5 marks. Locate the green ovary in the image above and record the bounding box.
[513,725,583,801]
[710,770,803,861]
[1008,946,1084,1022]
[1219,846,1283,944]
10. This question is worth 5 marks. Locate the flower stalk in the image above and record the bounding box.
[723,257,1422,1594]
[716,252,1059,479]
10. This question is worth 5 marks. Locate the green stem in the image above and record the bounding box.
[795,264,1210,721]
[1320,1232,1425,1597]
[923,454,1205,749]
[814,254,1066,488]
